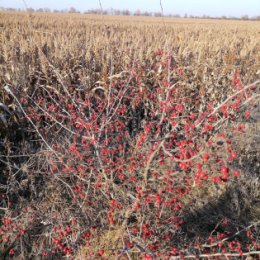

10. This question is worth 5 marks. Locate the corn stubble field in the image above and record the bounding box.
[0,12,260,260]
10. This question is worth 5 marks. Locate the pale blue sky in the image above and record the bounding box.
[0,0,259,17]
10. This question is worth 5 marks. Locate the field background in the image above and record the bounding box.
[1,12,260,86]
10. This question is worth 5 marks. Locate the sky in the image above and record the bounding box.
[0,0,259,17]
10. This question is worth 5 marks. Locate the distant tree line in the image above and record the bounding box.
[0,6,259,20]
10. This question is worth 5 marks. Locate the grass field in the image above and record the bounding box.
[0,12,259,260]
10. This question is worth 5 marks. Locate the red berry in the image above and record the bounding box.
[234,170,240,177]
[221,166,229,174]
[222,172,229,181]
[196,163,202,169]
[201,172,208,180]
[64,248,71,255]
[203,154,209,162]
[231,152,237,159]
[244,111,251,118]
[142,254,153,260]
[218,242,224,247]
[190,112,195,120]
[9,249,15,255]
[212,177,222,184]
[98,249,105,256]
[65,226,72,233]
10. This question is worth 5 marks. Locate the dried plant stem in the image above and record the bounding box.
[170,251,260,259]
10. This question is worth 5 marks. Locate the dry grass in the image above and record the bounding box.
[1,12,260,88]
[76,225,124,260]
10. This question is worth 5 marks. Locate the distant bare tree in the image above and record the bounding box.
[154,12,162,17]
[134,9,141,16]
[142,11,151,16]
[122,9,130,16]
[43,8,51,13]
[27,8,35,12]
[36,8,44,12]
[114,9,121,16]
[241,14,249,20]
[69,7,77,13]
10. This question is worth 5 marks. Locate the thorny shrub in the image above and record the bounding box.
[1,51,260,260]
